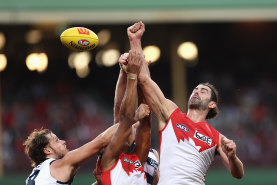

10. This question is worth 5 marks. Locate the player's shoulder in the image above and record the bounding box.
[165,99,179,115]
[205,121,220,134]
[36,158,55,169]
[168,106,183,118]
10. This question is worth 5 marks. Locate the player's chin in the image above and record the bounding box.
[64,148,70,154]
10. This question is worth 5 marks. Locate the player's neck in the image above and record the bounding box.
[46,154,59,160]
[186,109,207,123]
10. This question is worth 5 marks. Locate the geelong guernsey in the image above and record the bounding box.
[26,158,73,185]
[158,108,219,185]
[144,148,159,185]
[98,153,147,185]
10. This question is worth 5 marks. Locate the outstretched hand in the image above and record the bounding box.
[221,136,237,160]
[127,21,145,41]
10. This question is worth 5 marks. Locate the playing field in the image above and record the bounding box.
[1,168,276,185]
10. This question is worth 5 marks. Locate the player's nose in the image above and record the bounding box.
[194,91,199,96]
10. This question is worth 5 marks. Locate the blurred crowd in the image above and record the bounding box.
[1,80,113,172]
[200,72,277,167]
[1,71,277,173]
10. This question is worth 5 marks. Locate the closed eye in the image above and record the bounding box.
[200,88,208,94]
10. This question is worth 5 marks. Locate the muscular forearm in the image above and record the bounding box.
[229,155,244,179]
[114,69,127,123]
[139,74,167,121]
[129,39,142,53]
[120,78,137,123]
[135,116,151,164]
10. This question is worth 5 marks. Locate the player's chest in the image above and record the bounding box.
[118,154,145,175]
[170,119,217,152]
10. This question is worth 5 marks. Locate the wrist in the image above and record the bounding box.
[129,40,142,51]
[127,72,137,80]
[119,63,127,73]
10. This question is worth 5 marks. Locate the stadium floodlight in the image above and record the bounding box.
[0,54,7,72]
[102,49,120,67]
[25,30,42,44]
[143,45,161,63]
[76,66,90,78]
[97,29,111,47]
[0,33,6,50]
[177,42,198,61]
[26,53,48,72]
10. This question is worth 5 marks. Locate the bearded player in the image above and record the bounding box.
[123,22,244,185]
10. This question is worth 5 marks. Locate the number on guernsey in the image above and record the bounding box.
[27,170,40,185]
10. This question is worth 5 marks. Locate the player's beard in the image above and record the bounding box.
[50,146,67,159]
[188,97,210,111]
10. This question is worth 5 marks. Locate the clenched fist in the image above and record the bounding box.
[127,21,145,41]
[221,136,237,160]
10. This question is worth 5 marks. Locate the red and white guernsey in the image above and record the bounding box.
[98,153,147,185]
[158,108,219,185]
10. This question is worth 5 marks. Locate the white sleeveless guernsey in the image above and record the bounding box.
[26,158,73,185]
[97,153,147,185]
[158,108,219,185]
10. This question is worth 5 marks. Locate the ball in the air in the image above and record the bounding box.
[60,27,99,52]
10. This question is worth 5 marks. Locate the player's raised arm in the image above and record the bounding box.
[100,50,143,171]
[127,21,145,52]
[113,53,129,124]
[217,134,244,179]
[134,103,151,165]
[138,62,178,130]
[126,21,177,130]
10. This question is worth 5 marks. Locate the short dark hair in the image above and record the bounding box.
[23,129,52,167]
[200,82,219,119]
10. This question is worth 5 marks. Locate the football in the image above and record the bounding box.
[60,27,99,52]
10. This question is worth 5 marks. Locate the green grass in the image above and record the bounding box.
[205,168,277,185]
[1,168,276,185]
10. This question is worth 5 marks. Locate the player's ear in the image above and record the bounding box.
[43,147,51,155]
[208,101,216,109]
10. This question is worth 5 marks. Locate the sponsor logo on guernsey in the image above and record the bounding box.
[194,130,212,146]
[123,157,134,164]
[134,160,142,169]
[176,123,189,132]
[77,28,90,35]
[78,39,90,46]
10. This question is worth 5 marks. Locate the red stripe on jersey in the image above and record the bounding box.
[120,153,145,176]
[167,108,219,152]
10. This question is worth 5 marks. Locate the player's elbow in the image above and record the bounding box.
[119,107,135,123]
[233,173,244,179]
[238,169,244,179]
[119,111,135,125]
[98,133,109,148]
[232,169,244,179]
